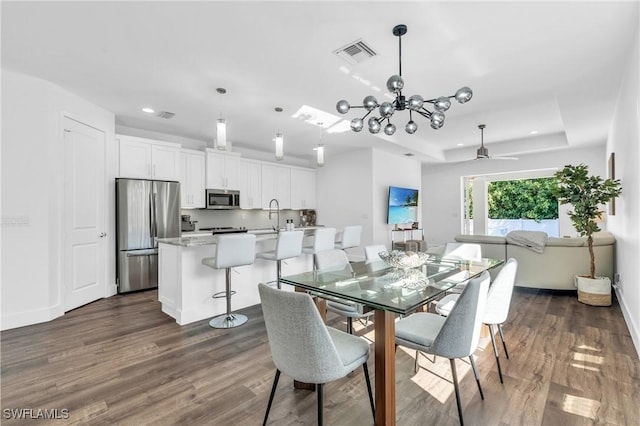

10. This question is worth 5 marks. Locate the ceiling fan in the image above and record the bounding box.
[474,124,518,160]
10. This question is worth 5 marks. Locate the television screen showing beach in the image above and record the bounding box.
[387,186,419,224]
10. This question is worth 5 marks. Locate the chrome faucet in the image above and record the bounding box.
[268,198,280,232]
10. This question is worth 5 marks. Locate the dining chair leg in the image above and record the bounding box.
[347,317,353,335]
[414,350,420,373]
[449,358,464,426]
[488,324,504,383]
[317,383,323,426]
[363,363,375,420]
[498,324,509,359]
[468,355,484,400]
[263,369,281,426]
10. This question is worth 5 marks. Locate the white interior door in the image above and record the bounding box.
[64,117,106,311]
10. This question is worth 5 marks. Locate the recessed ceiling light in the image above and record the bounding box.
[457,143,464,146]
[529,130,539,135]
[142,107,155,114]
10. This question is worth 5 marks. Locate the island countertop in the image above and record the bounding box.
[158,233,277,247]
[160,226,323,247]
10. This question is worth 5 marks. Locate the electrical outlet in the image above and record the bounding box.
[614,273,621,285]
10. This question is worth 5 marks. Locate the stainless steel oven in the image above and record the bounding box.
[205,189,241,209]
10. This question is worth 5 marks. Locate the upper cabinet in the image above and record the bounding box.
[118,135,180,181]
[291,168,316,210]
[206,149,240,190]
[238,160,262,209]
[180,150,206,209]
[261,164,291,209]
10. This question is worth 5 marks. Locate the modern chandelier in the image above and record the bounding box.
[336,24,473,135]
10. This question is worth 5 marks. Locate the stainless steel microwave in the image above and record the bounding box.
[205,189,241,209]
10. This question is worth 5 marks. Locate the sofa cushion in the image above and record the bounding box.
[547,237,584,247]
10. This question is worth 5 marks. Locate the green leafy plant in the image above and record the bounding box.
[489,178,558,220]
[552,164,621,278]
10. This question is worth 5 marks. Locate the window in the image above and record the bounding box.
[462,169,560,237]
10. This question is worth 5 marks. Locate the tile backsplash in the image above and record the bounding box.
[181,209,307,231]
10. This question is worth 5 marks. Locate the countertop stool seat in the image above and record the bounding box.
[302,227,336,270]
[201,233,256,329]
[256,230,304,289]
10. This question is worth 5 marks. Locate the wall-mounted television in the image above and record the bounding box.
[387,186,419,225]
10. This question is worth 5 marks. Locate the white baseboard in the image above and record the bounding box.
[614,286,640,360]
[1,304,64,331]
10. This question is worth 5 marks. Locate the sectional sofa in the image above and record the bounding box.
[449,232,615,290]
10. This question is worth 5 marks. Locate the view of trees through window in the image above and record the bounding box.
[487,177,559,236]
[488,178,558,220]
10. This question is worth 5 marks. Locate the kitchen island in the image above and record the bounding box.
[157,230,315,325]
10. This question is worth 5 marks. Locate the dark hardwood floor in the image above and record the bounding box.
[1,287,639,425]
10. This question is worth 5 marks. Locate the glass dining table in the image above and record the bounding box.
[279,254,504,426]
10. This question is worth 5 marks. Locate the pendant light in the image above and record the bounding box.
[316,123,325,167]
[274,107,284,161]
[216,88,227,150]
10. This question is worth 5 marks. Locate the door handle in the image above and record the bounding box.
[98,232,107,238]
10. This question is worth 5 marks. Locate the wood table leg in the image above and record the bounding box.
[293,294,327,391]
[374,309,396,426]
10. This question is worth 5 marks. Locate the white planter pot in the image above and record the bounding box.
[574,275,611,306]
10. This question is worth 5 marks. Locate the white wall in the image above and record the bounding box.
[1,70,116,330]
[421,145,606,246]
[316,149,373,260]
[316,148,422,260]
[606,27,640,358]
[372,150,422,247]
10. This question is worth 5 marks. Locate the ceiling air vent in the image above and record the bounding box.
[334,39,377,65]
[404,153,415,157]
[157,111,176,119]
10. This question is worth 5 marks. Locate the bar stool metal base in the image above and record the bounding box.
[209,313,248,329]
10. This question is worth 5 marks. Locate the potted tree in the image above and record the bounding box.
[552,164,622,306]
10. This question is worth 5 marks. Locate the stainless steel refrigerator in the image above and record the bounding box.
[116,178,180,293]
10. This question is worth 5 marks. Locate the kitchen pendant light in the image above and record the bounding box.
[216,88,227,150]
[316,123,325,167]
[274,107,284,161]
[316,145,325,167]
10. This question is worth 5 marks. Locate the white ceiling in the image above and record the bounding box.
[2,1,638,165]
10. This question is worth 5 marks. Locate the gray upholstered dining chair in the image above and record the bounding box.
[395,271,490,426]
[434,242,483,299]
[334,225,362,250]
[436,258,518,383]
[364,244,387,262]
[258,283,374,425]
[316,249,374,334]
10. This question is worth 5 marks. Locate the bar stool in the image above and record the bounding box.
[302,227,336,270]
[256,230,304,289]
[201,233,256,329]
[335,225,362,250]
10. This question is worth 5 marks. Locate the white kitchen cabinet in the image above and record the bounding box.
[206,149,240,190]
[118,135,180,181]
[179,150,205,209]
[290,168,316,210]
[238,160,262,209]
[261,164,291,209]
